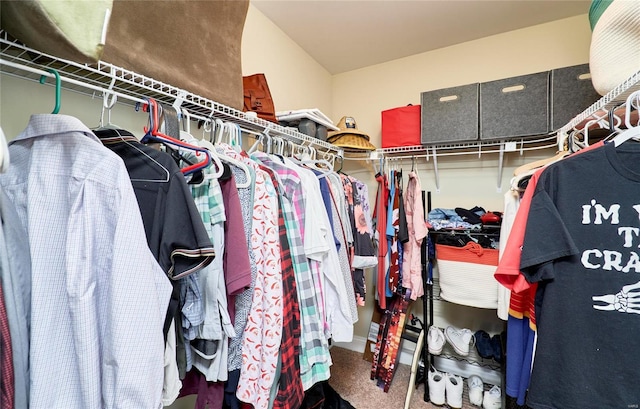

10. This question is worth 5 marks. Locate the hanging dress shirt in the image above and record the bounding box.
[0,115,172,408]
[0,188,31,409]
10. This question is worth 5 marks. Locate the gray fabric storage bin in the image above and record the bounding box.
[551,64,600,131]
[421,83,479,145]
[480,72,550,140]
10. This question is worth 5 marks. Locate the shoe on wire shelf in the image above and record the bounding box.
[482,385,502,409]
[444,326,475,356]
[467,375,484,406]
[427,325,445,355]
[445,373,463,409]
[427,365,445,406]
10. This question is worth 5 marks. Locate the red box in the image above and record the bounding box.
[381,104,421,148]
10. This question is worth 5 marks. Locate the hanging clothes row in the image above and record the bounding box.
[0,97,375,409]
[494,90,640,409]
[370,165,428,392]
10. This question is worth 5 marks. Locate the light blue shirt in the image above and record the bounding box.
[0,115,172,408]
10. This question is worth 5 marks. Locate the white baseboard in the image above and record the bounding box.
[332,335,502,386]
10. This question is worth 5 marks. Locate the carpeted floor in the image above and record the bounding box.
[328,347,479,409]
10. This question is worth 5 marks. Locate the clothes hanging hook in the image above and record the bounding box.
[181,108,192,134]
[100,92,118,127]
[39,68,61,114]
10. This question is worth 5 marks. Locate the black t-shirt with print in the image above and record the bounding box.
[521,142,640,409]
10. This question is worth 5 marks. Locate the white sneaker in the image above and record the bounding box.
[428,366,445,405]
[445,373,463,409]
[427,326,445,355]
[467,375,484,406]
[444,326,475,356]
[482,385,502,409]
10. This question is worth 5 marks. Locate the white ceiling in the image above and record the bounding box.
[251,0,591,74]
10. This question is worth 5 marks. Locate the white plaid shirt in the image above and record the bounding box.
[1,115,172,408]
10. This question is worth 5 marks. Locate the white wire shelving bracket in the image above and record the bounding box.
[372,135,558,193]
[0,31,344,158]
[372,69,640,193]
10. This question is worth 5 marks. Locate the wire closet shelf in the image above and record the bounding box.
[0,31,344,157]
[373,69,640,161]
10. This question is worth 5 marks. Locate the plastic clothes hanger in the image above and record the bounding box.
[94,92,121,131]
[300,146,333,179]
[0,127,9,174]
[612,91,640,147]
[39,68,61,114]
[179,109,224,179]
[209,120,251,188]
[141,98,211,176]
[228,123,243,153]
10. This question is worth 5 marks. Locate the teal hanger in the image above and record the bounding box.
[39,68,61,114]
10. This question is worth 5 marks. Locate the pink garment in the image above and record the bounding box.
[401,172,427,300]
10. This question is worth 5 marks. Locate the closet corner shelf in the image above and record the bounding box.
[0,31,344,157]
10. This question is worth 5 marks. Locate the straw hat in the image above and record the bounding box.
[327,116,376,152]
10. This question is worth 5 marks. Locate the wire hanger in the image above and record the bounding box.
[115,128,171,183]
[39,68,61,114]
[141,98,212,176]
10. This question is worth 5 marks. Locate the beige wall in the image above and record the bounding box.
[332,14,591,149]
[241,4,334,117]
[332,13,592,339]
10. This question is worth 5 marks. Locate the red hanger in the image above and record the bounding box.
[141,98,211,175]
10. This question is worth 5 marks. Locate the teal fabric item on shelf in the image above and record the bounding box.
[589,0,613,31]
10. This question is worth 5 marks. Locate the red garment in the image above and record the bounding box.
[0,282,14,409]
[178,369,224,409]
[494,141,605,329]
[374,173,389,309]
[220,175,253,324]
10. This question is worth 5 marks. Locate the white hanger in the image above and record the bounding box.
[613,91,640,147]
[230,123,244,153]
[214,119,225,145]
[0,127,10,173]
[299,146,334,179]
[179,109,223,179]
[209,120,251,188]
[95,92,120,130]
